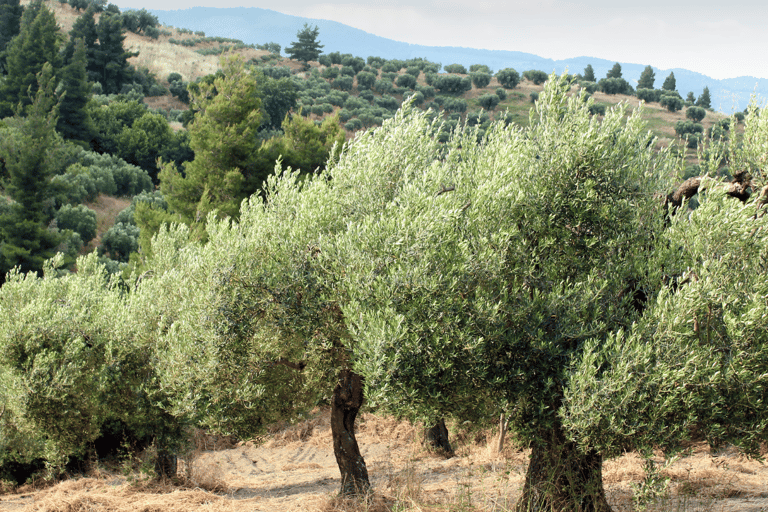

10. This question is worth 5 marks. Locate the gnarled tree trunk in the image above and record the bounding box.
[424,418,454,457]
[496,413,510,454]
[331,368,370,496]
[516,424,611,512]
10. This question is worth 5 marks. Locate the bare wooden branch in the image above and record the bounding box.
[435,184,455,196]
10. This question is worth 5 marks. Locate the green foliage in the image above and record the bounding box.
[674,120,704,137]
[579,81,598,94]
[332,76,353,91]
[355,71,376,91]
[598,77,633,95]
[0,64,63,281]
[606,62,622,79]
[285,23,323,64]
[55,204,97,244]
[637,65,655,89]
[116,111,173,179]
[395,73,417,90]
[685,91,696,104]
[685,106,706,123]
[58,38,96,144]
[661,72,676,92]
[120,8,158,35]
[477,93,500,110]
[523,69,548,85]
[0,0,61,117]
[696,86,711,109]
[530,91,539,103]
[470,72,491,89]
[495,87,506,100]
[432,75,472,95]
[100,221,139,261]
[94,12,137,94]
[259,75,299,131]
[340,65,355,77]
[442,96,467,113]
[159,56,262,227]
[582,64,595,82]
[366,56,385,68]
[0,0,23,73]
[660,92,683,112]
[88,97,147,154]
[469,64,491,74]
[374,78,393,95]
[444,63,467,74]
[405,66,420,78]
[636,88,661,103]
[52,151,152,203]
[168,76,189,103]
[321,66,339,80]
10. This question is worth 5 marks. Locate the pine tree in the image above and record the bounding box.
[582,64,595,82]
[0,0,23,73]
[662,72,676,92]
[686,91,696,103]
[637,65,655,89]
[94,12,136,94]
[57,38,94,144]
[158,56,262,231]
[606,62,622,79]
[696,86,711,109]
[285,23,323,65]
[63,5,99,82]
[0,0,61,117]
[0,64,62,281]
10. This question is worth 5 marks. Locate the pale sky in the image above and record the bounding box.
[116,0,768,80]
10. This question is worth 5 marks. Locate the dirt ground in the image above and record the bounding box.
[1,409,766,512]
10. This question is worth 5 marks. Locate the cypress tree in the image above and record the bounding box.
[57,38,94,144]
[0,0,23,73]
[606,62,622,79]
[0,0,61,117]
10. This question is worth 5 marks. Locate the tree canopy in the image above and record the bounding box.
[285,23,323,64]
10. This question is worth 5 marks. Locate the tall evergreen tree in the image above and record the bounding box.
[57,38,94,144]
[0,0,61,117]
[0,0,23,74]
[94,12,135,94]
[158,56,262,231]
[637,65,655,89]
[606,62,622,79]
[662,71,676,92]
[582,64,595,82]
[0,64,62,281]
[696,86,711,109]
[63,4,99,81]
[285,23,323,66]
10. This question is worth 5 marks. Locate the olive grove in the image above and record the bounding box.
[0,75,766,510]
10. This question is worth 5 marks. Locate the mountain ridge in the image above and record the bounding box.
[146,6,766,114]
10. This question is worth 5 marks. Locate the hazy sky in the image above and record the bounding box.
[117,0,768,80]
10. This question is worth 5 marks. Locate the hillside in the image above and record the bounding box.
[146,6,767,113]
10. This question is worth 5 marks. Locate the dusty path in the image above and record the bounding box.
[1,410,766,511]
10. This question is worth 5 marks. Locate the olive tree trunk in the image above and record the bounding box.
[424,418,454,457]
[331,368,370,496]
[516,425,611,512]
[496,413,510,454]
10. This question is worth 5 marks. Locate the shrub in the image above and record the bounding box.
[381,62,398,73]
[344,118,363,131]
[636,88,661,103]
[495,88,507,100]
[466,109,490,127]
[340,65,356,77]
[396,74,417,89]
[417,85,435,99]
[318,55,332,67]
[367,56,386,68]
[469,64,491,74]
[660,93,684,112]
[375,95,400,112]
[675,120,704,137]
[406,91,424,107]
[100,222,139,262]
[355,71,376,91]
[405,66,421,78]
[322,67,339,80]
[55,204,97,244]
[734,112,745,123]
[432,75,472,95]
[523,70,548,85]
[444,63,467,74]
[598,77,633,95]
[495,68,520,89]
[686,106,706,123]
[588,103,606,116]
[374,79,393,95]
[332,76,354,91]
[579,81,598,94]
[471,72,491,89]
[442,97,467,113]
[477,93,500,111]
[530,92,539,103]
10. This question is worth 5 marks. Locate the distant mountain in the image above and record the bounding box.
[148,6,766,114]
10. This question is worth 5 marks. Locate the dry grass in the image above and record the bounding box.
[80,194,131,254]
